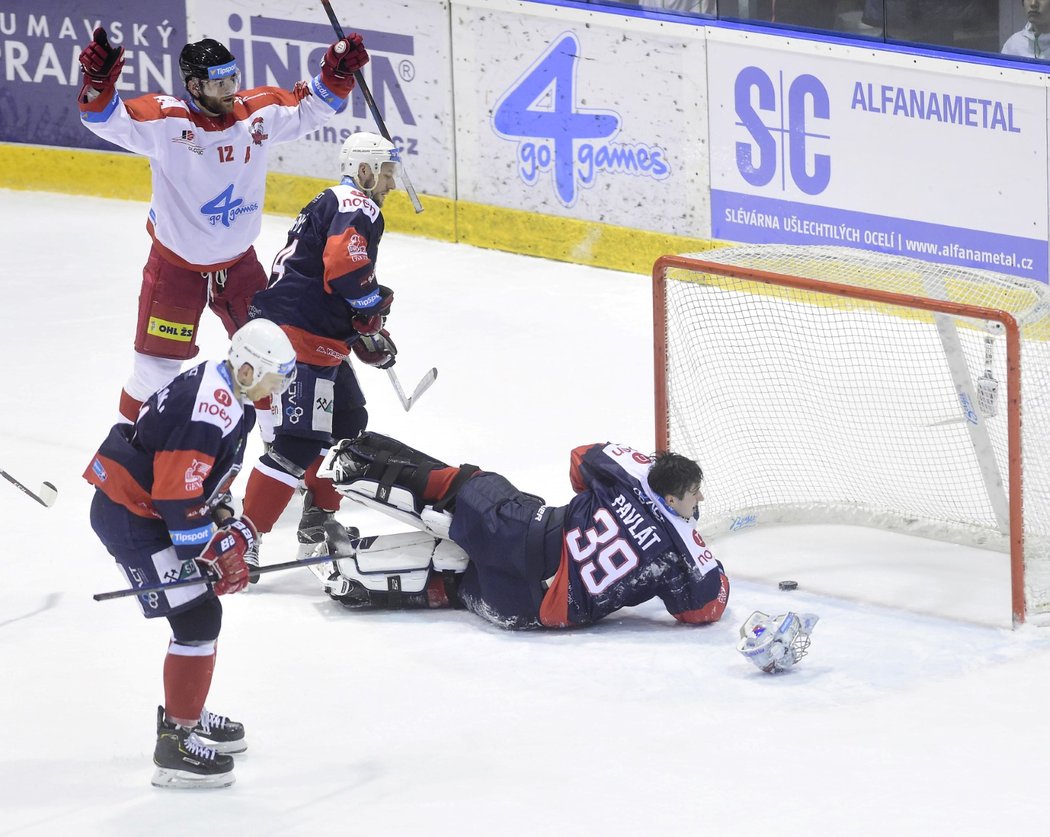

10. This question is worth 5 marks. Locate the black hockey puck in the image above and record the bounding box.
[778,580,798,591]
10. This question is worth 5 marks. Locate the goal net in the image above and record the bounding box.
[654,245,1050,625]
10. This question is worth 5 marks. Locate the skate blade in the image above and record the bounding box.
[151,766,236,789]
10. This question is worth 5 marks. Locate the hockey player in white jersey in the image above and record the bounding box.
[76,27,369,424]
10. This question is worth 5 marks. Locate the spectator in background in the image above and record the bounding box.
[721,1,838,30]
[862,0,997,50]
[638,1,716,15]
[1002,0,1050,58]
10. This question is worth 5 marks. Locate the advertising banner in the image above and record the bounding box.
[0,1,186,150]
[188,0,454,195]
[452,0,708,235]
[706,28,1050,283]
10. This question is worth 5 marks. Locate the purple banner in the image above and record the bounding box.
[712,189,1048,284]
[0,2,186,150]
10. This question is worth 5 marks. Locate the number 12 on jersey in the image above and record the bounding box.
[566,508,639,595]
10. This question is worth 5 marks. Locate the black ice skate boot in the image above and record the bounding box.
[192,707,247,754]
[245,536,261,584]
[157,705,246,755]
[152,707,235,789]
[297,490,337,561]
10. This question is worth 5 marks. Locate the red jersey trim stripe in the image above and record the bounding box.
[83,455,160,519]
[281,325,347,367]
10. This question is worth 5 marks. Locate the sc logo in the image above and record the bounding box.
[734,67,830,195]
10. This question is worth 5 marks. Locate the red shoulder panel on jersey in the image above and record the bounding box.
[568,444,600,494]
[124,95,193,123]
[238,86,304,116]
[322,227,373,291]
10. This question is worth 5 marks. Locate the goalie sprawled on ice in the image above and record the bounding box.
[307,432,730,630]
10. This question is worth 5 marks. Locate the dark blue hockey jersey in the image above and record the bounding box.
[539,443,729,627]
[250,180,385,366]
[83,361,254,562]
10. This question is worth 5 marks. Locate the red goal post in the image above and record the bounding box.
[653,246,1050,626]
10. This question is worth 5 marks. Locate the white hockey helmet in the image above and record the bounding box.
[737,611,819,674]
[228,319,296,397]
[339,131,401,183]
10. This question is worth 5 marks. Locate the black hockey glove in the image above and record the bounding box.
[351,329,397,369]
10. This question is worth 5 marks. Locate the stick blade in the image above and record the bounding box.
[38,482,58,508]
[409,368,438,401]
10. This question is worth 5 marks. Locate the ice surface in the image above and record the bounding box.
[1,191,1047,835]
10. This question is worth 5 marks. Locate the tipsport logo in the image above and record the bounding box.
[493,33,670,208]
[733,67,831,195]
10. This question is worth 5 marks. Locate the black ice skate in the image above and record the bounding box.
[245,536,261,584]
[156,705,246,755]
[297,490,337,561]
[152,716,235,789]
[193,707,247,754]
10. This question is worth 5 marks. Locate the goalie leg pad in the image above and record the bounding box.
[341,432,449,509]
[321,432,481,512]
[320,521,466,610]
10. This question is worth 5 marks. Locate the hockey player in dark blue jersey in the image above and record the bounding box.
[85,319,296,788]
[308,433,730,630]
[240,133,401,578]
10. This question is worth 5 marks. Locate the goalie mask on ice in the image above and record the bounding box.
[736,611,819,673]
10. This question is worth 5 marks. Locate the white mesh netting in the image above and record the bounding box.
[659,245,1050,622]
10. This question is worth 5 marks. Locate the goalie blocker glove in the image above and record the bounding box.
[195,517,256,595]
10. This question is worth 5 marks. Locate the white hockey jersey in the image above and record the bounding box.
[80,78,342,270]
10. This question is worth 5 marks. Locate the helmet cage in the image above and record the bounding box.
[736,611,819,674]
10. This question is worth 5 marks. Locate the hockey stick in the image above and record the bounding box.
[1,468,57,507]
[320,0,424,214]
[92,549,358,602]
[387,366,438,412]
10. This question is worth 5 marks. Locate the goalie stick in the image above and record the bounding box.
[387,366,438,412]
[320,0,424,214]
[1,468,57,507]
[92,549,358,602]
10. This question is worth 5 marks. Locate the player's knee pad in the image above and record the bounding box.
[167,595,223,644]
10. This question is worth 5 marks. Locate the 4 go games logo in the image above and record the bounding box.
[492,32,670,208]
